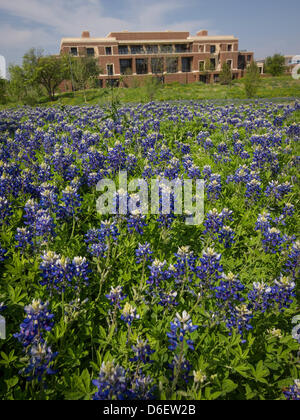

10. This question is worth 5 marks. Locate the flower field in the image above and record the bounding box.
[0,101,299,400]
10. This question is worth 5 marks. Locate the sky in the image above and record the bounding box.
[0,0,299,71]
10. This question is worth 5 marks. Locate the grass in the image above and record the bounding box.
[1,76,300,109]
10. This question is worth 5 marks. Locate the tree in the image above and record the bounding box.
[8,48,44,104]
[33,55,69,101]
[265,54,285,76]
[220,62,232,85]
[243,62,261,98]
[70,56,101,103]
[143,76,161,102]
[0,78,8,104]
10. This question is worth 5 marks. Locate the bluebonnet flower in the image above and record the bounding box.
[14,300,54,347]
[127,212,147,235]
[0,197,11,225]
[39,187,58,210]
[167,311,198,351]
[130,339,155,364]
[121,303,140,326]
[202,165,212,180]
[261,227,285,254]
[272,275,295,311]
[195,248,223,289]
[215,272,245,310]
[169,355,193,385]
[283,380,300,401]
[106,285,126,309]
[147,259,169,288]
[92,361,130,400]
[255,211,272,233]
[284,241,300,278]
[131,372,155,400]
[206,174,222,201]
[282,203,295,218]
[23,342,58,382]
[248,281,273,313]
[158,290,178,308]
[226,304,253,343]
[203,138,214,150]
[187,164,201,179]
[70,256,90,289]
[265,181,293,201]
[35,210,56,240]
[245,179,262,202]
[135,242,153,264]
[15,228,33,251]
[59,186,82,219]
[292,316,300,344]
[218,226,235,248]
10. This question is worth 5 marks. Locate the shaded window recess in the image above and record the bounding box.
[227,44,232,52]
[118,46,129,55]
[214,74,220,83]
[198,44,204,53]
[151,58,164,74]
[107,64,114,76]
[86,48,95,57]
[227,59,233,69]
[130,45,144,55]
[146,45,159,54]
[120,59,133,75]
[105,47,112,55]
[160,45,173,54]
[136,58,148,74]
[166,57,178,73]
[199,61,205,71]
[210,45,216,54]
[238,55,246,70]
[175,44,191,53]
[199,74,208,84]
[247,55,252,62]
[182,57,193,73]
[210,58,216,70]
[70,47,78,56]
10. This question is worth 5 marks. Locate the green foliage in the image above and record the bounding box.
[68,56,102,103]
[243,62,261,98]
[220,62,232,85]
[33,55,69,101]
[142,75,162,102]
[265,54,286,77]
[0,78,8,104]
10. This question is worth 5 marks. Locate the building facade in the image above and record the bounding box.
[60,30,254,88]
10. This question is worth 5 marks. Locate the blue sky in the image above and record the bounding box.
[0,0,299,68]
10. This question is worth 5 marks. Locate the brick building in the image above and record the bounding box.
[60,30,254,87]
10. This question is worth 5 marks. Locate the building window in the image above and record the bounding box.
[131,45,144,55]
[227,59,233,69]
[199,61,205,71]
[106,47,112,55]
[97,79,103,88]
[198,44,204,53]
[210,45,216,54]
[214,74,219,83]
[136,58,148,74]
[120,59,132,75]
[182,57,193,73]
[210,58,216,70]
[146,45,159,54]
[247,55,252,62]
[107,64,114,76]
[175,44,190,53]
[161,45,173,54]
[238,55,246,70]
[166,57,178,73]
[86,48,95,57]
[227,44,232,52]
[151,58,164,74]
[70,47,78,56]
[118,45,129,55]
[200,75,208,84]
